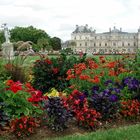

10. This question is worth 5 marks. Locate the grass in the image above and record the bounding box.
[46,123,140,140]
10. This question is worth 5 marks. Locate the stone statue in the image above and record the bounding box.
[1,23,14,60]
[1,23,11,43]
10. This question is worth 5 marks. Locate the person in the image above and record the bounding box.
[1,23,11,43]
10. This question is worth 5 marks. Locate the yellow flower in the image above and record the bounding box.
[47,88,59,97]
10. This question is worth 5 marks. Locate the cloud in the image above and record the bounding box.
[0,0,140,41]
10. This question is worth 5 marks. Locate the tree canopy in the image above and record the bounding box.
[10,26,50,44]
[49,37,61,50]
[0,26,62,52]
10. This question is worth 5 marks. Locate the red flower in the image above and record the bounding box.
[79,74,90,80]
[93,76,100,83]
[45,58,52,64]
[109,70,116,76]
[19,123,23,129]
[8,81,22,93]
[106,61,116,68]
[6,79,14,86]
[52,68,59,74]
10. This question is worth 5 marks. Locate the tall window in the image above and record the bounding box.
[80,43,82,46]
[134,42,136,46]
[105,43,107,46]
[94,43,96,46]
[113,42,116,46]
[85,42,87,46]
[122,42,124,46]
[99,43,101,46]
[128,43,130,46]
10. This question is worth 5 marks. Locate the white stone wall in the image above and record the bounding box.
[71,28,139,54]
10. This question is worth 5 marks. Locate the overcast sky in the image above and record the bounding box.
[0,0,140,41]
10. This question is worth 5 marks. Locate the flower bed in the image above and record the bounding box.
[0,53,140,139]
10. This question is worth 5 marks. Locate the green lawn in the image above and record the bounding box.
[46,124,140,140]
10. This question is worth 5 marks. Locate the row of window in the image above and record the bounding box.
[74,35,136,40]
[78,42,136,47]
[91,48,136,53]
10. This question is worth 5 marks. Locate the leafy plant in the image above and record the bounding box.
[120,100,140,119]
[0,102,10,129]
[32,53,83,93]
[0,81,43,119]
[11,116,39,137]
[43,97,72,131]
[88,84,121,121]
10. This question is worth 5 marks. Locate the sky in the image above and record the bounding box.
[0,0,140,41]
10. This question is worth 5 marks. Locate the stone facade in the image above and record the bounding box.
[70,24,140,54]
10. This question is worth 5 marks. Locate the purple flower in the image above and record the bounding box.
[104,80,113,86]
[92,85,100,93]
[109,94,118,102]
[113,88,121,94]
[83,90,89,97]
[103,89,110,96]
[123,77,140,90]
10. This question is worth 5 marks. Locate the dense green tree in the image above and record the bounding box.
[10,26,50,44]
[50,37,61,50]
[37,37,52,52]
[0,30,5,43]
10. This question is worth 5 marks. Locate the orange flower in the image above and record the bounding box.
[6,79,14,86]
[66,69,72,75]
[66,74,75,80]
[93,76,100,83]
[88,76,100,83]
[79,74,90,80]
[106,61,116,68]
[109,70,116,76]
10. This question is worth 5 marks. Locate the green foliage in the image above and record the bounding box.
[37,37,52,52]
[4,56,29,83]
[32,54,83,93]
[10,26,50,44]
[0,30,5,43]
[0,59,11,81]
[61,48,73,54]
[49,37,61,50]
[0,82,42,119]
[123,51,140,79]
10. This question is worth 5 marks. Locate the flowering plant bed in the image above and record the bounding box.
[0,53,140,139]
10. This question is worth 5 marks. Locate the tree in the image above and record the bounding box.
[37,37,52,52]
[50,37,61,50]
[0,30,5,43]
[10,26,50,44]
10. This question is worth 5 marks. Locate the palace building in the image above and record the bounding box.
[69,24,140,54]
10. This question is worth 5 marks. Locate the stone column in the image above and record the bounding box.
[2,42,14,60]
